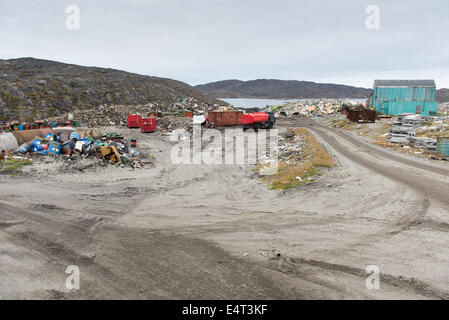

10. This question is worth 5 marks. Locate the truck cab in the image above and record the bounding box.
[241,111,276,132]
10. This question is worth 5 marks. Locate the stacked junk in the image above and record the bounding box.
[341,105,377,123]
[1,127,146,168]
[388,114,437,152]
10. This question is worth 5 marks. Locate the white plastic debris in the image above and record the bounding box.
[192,115,206,125]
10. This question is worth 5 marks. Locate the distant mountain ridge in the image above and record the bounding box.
[0,57,222,121]
[195,79,372,99]
[436,88,449,103]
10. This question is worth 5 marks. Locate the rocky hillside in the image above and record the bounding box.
[0,58,222,121]
[195,79,371,99]
[436,89,449,103]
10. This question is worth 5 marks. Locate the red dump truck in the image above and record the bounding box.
[240,112,275,132]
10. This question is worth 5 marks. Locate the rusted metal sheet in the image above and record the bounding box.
[359,108,376,123]
[12,129,54,146]
[343,106,376,123]
[346,109,360,122]
[207,111,243,127]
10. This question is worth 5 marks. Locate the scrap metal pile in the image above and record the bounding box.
[48,105,152,127]
[341,105,377,123]
[267,99,345,117]
[1,128,149,169]
[157,116,192,132]
[47,98,224,129]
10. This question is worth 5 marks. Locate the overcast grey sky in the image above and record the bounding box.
[1,0,448,88]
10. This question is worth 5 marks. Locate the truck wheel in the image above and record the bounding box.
[254,123,260,132]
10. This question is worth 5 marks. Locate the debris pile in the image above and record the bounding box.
[266,99,346,117]
[388,114,438,151]
[45,98,228,130]
[49,104,155,127]
[341,105,377,123]
[2,128,151,170]
[276,128,308,163]
[439,103,449,115]
[408,137,437,151]
[157,116,192,132]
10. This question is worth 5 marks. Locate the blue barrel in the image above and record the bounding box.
[45,133,57,141]
[16,142,32,154]
[31,145,44,152]
[437,138,449,157]
[19,125,24,131]
[48,141,62,155]
[70,132,80,141]
[32,139,42,147]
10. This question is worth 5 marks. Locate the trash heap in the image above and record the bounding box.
[49,105,156,127]
[10,129,149,169]
[48,99,227,128]
[266,99,346,117]
[169,97,222,113]
[439,103,449,115]
[277,128,308,163]
[157,116,192,132]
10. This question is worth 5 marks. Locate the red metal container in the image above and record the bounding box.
[140,117,157,133]
[240,112,269,125]
[184,111,193,118]
[127,115,142,128]
[207,111,243,127]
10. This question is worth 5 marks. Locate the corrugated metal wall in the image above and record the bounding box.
[371,86,438,116]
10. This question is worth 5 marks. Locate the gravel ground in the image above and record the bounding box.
[1,117,449,299]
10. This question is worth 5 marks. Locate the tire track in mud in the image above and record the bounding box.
[3,121,447,299]
[270,256,449,299]
[388,198,429,236]
[334,128,449,176]
[4,229,135,299]
[281,120,442,266]
[306,124,446,211]
[1,202,306,299]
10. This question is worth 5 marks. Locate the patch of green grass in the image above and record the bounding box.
[1,158,33,174]
[276,168,322,190]
[262,128,335,190]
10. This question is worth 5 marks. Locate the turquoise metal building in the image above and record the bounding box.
[370,80,438,116]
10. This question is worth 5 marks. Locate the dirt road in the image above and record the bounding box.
[1,117,449,299]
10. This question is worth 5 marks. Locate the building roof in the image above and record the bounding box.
[374,80,436,88]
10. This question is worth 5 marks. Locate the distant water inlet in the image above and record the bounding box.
[220,98,298,109]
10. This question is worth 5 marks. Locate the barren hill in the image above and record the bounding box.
[0,58,221,121]
[436,88,449,103]
[195,79,372,99]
